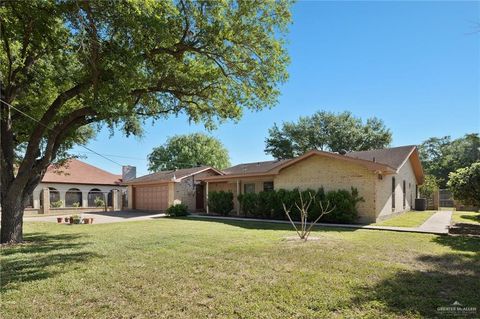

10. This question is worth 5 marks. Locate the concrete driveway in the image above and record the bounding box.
[24,211,166,224]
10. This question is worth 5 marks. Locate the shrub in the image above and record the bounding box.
[237,193,258,216]
[72,202,81,208]
[322,188,364,223]
[208,191,234,216]
[50,200,63,208]
[166,203,189,217]
[257,191,280,218]
[94,197,105,207]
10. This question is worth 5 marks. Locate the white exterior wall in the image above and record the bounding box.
[32,182,126,209]
[375,159,418,221]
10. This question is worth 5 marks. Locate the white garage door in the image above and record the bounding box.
[134,184,169,211]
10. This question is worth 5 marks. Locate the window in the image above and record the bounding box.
[263,182,274,192]
[244,183,255,194]
[66,188,82,207]
[403,180,406,208]
[391,177,396,210]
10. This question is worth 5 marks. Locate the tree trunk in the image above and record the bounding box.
[1,189,26,244]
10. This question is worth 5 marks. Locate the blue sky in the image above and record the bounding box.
[73,1,480,176]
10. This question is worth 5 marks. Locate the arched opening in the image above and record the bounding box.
[65,188,82,207]
[41,187,61,208]
[88,188,104,207]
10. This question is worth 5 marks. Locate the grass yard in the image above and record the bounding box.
[452,211,480,225]
[373,211,436,228]
[2,218,479,318]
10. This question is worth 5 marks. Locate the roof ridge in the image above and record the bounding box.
[54,159,120,177]
[347,145,416,154]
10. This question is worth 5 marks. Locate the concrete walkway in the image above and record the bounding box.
[23,211,166,224]
[189,213,452,235]
[417,210,453,233]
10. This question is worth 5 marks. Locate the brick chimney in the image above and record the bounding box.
[122,165,136,181]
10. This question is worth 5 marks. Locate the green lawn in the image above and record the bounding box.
[452,211,480,225]
[2,218,479,318]
[373,211,436,228]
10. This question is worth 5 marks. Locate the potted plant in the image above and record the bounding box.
[89,218,94,224]
[83,218,90,224]
[64,217,69,222]
[71,214,81,224]
[56,217,63,223]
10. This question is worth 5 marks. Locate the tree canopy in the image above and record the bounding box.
[0,0,292,243]
[264,111,392,159]
[418,133,480,188]
[148,133,230,171]
[447,162,480,207]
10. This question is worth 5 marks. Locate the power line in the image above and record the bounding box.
[0,98,123,167]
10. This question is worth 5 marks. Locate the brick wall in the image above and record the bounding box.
[274,155,377,223]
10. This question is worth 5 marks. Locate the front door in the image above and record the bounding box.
[196,184,204,210]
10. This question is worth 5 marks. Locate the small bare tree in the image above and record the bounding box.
[282,190,335,241]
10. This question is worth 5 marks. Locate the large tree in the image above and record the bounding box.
[148,133,230,171]
[418,133,480,188]
[265,111,392,159]
[447,162,480,207]
[0,0,292,243]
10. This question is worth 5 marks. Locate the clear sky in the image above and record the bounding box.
[72,1,480,177]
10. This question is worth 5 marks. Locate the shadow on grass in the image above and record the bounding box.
[433,233,480,251]
[351,235,480,317]
[456,213,480,223]
[1,232,101,291]
[351,254,480,317]
[178,216,358,233]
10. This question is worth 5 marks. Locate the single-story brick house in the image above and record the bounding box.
[124,166,223,212]
[201,145,424,223]
[126,145,424,223]
[26,159,127,213]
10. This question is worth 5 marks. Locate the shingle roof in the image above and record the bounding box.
[42,159,122,185]
[124,166,219,184]
[346,145,416,170]
[223,159,292,175]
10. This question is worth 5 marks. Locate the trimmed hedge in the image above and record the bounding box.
[208,191,234,216]
[238,188,363,223]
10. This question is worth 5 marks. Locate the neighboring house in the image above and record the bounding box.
[27,159,127,211]
[123,166,223,212]
[200,145,424,223]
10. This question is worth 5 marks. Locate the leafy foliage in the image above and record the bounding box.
[94,197,105,208]
[419,174,439,198]
[237,187,363,223]
[419,134,480,187]
[265,111,392,159]
[447,162,480,206]
[50,200,63,208]
[208,191,234,216]
[0,0,292,243]
[166,203,189,217]
[148,133,230,171]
